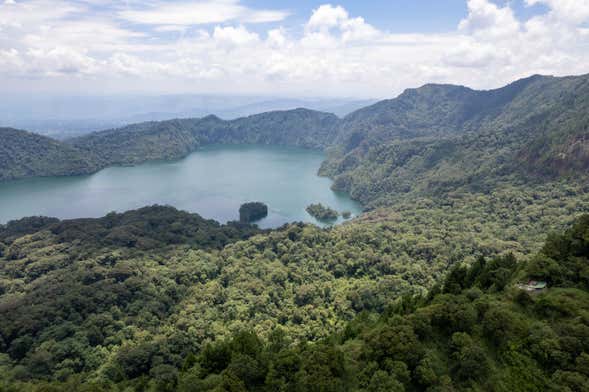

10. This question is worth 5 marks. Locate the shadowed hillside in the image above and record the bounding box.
[0,128,102,181]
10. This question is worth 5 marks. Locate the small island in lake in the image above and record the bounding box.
[239,202,269,223]
[342,211,352,219]
[306,203,339,221]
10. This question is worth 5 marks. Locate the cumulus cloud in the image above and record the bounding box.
[305,4,380,43]
[213,25,260,48]
[1,0,589,97]
[458,0,521,39]
[526,0,589,24]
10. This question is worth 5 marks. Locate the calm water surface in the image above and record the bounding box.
[0,145,362,228]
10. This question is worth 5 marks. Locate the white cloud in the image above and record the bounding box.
[0,0,80,29]
[118,0,289,26]
[1,1,589,97]
[459,0,521,39]
[443,40,509,68]
[26,46,99,76]
[307,4,349,31]
[526,0,589,24]
[213,25,260,48]
[305,4,380,43]
[266,28,287,48]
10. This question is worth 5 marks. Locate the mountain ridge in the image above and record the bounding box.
[1,74,588,198]
[321,73,589,206]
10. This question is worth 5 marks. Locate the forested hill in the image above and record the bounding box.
[321,74,589,207]
[69,108,340,165]
[1,74,588,186]
[0,128,101,181]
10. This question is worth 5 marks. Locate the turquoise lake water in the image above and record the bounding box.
[0,145,362,228]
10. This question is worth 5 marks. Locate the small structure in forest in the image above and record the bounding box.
[517,280,548,292]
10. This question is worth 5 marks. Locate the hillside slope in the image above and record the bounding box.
[0,128,101,181]
[3,74,587,190]
[176,214,589,391]
[321,74,589,207]
[70,109,339,166]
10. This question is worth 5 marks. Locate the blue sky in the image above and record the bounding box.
[246,0,472,33]
[0,0,588,98]
[103,1,551,35]
[91,1,552,34]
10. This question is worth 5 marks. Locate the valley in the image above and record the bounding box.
[1,74,589,391]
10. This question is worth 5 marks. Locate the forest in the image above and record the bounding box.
[1,208,588,391]
[0,128,102,181]
[1,73,589,391]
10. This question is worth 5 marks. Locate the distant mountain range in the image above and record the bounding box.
[0,95,376,139]
[1,74,588,206]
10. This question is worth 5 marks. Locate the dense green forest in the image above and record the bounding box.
[0,177,587,390]
[239,203,268,223]
[68,109,340,166]
[1,209,588,391]
[0,128,102,181]
[320,74,589,207]
[0,108,339,180]
[1,73,589,390]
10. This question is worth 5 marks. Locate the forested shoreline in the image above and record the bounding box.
[1,73,589,391]
[2,74,589,197]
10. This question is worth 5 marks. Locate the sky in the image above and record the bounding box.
[0,0,588,98]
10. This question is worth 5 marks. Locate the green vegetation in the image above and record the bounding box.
[321,74,589,208]
[342,211,352,219]
[1,73,589,390]
[69,109,340,167]
[1,211,588,391]
[239,202,268,223]
[3,74,589,194]
[0,128,101,181]
[1,109,338,181]
[306,203,339,221]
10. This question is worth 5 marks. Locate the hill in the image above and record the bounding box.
[170,214,589,391]
[66,74,589,207]
[0,128,101,181]
[321,74,589,207]
[69,109,339,166]
[2,74,588,194]
[67,120,202,166]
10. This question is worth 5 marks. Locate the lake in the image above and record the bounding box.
[0,145,363,228]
